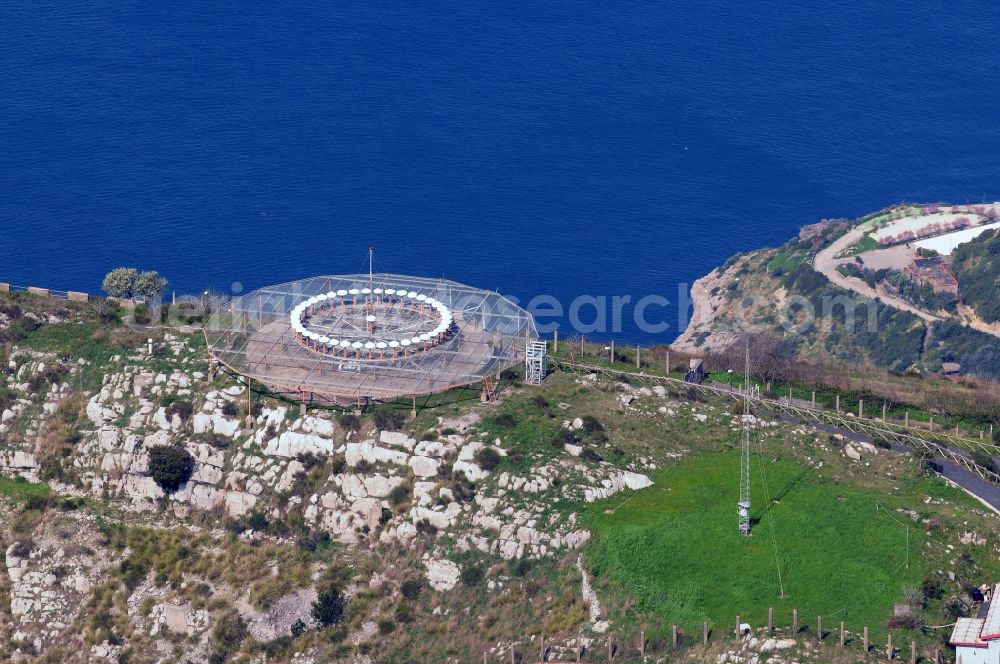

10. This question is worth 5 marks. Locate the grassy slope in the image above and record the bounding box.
[583,449,996,642]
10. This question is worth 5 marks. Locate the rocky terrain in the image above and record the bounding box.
[1,294,998,663]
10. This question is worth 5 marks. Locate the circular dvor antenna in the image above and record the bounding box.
[290,287,453,359]
[204,273,538,405]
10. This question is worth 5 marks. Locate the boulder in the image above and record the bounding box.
[424,559,460,591]
[379,431,416,450]
[225,491,257,517]
[264,431,334,457]
[408,455,440,478]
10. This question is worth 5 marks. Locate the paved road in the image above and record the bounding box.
[775,413,1000,513]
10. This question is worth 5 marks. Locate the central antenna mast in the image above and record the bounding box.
[368,245,374,291]
[738,340,752,536]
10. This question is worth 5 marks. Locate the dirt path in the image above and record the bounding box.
[813,224,942,322]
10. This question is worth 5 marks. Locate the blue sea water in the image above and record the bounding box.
[3,2,1000,343]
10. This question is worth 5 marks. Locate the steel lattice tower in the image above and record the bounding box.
[738,342,752,536]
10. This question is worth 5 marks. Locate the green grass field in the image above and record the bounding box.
[583,452,923,636]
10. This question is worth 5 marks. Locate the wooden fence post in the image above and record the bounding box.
[540,636,545,661]
[910,640,916,664]
[835,394,840,412]
[811,391,816,408]
[863,626,869,652]
[768,607,774,631]
[703,621,708,645]
[672,624,678,647]
[792,609,798,634]
[510,645,515,664]
[817,615,823,641]
[859,398,864,418]
[576,633,581,662]
[882,401,887,421]
[839,621,845,646]
[905,410,909,427]
[610,340,615,362]
[887,633,893,660]
[636,346,640,369]
[639,629,645,657]
[553,329,558,353]
[736,615,741,636]
[608,635,613,660]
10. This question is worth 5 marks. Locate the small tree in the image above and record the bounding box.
[311,583,346,627]
[102,268,139,299]
[135,271,168,302]
[148,445,194,493]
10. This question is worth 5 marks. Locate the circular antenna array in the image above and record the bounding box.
[289,288,455,359]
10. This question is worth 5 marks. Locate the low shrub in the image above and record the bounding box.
[492,413,517,428]
[460,565,483,587]
[166,399,194,422]
[550,428,576,449]
[474,446,501,471]
[388,482,412,507]
[339,413,360,431]
[373,407,406,431]
[400,578,423,600]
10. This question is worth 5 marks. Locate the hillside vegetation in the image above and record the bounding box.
[953,227,1000,323]
[675,210,1000,381]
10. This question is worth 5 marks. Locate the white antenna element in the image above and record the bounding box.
[738,340,752,536]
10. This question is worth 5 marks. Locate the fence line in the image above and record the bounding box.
[496,609,939,663]
[549,356,1000,485]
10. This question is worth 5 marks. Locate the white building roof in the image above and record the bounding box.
[981,583,1000,639]
[951,618,988,647]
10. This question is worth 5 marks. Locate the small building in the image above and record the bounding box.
[684,359,706,384]
[950,584,1000,664]
[942,362,962,375]
[905,257,959,293]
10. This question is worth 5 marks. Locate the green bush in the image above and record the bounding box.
[147,445,194,493]
[460,565,483,587]
[311,583,346,627]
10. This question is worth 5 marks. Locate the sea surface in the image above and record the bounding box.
[3,2,1000,343]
